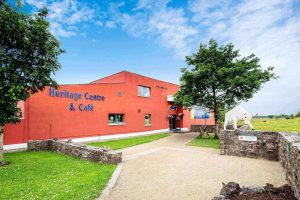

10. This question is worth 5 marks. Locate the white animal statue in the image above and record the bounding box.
[224,106,254,130]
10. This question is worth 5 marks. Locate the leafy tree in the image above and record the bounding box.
[295,112,300,118]
[0,1,63,165]
[175,39,276,138]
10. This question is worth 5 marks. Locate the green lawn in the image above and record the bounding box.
[0,151,116,200]
[89,133,170,150]
[188,134,220,149]
[252,117,300,133]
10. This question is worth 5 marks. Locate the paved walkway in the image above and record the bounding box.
[102,132,286,200]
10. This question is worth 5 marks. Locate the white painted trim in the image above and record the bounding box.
[107,123,126,126]
[72,128,170,143]
[4,143,27,150]
[3,128,170,150]
[181,127,189,131]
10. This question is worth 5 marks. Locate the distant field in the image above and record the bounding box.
[189,118,300,150]
[251,117,300,133]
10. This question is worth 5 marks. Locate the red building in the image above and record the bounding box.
[3,71,214,150]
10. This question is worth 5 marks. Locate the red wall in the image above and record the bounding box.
[3,71,214,145]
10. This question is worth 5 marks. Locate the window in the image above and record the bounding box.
[145,114,151,125]
[108,114,124,124]
[138,86,151,97]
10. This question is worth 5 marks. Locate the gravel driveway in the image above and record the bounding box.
[101,132,286,200]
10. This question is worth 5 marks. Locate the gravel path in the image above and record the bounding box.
[101,132,286,200]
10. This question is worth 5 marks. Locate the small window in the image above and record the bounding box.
[145,114,151,125]
[138,86,151,97]
[108,114,124,124]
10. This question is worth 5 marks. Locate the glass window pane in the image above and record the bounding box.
[144,87,150,97]
[109,114,115,123]
[145,114,151,125]
[109,114,124,124]
[138,86,143,96]
[138,86,151,97]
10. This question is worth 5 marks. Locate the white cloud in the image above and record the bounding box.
[111,0,198,58]
[147,8,198,57]
[105,21,116,28]
[49,22,76,37]
[134,0,170,11]
[189,0,300,115]
[95,21,103,26]
[26,0,95,37]
[189,0,229,24]
[25,0,47,9]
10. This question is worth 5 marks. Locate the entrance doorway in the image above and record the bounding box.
[169,115,176,130]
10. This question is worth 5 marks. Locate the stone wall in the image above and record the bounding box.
[221,130,279,161]
[28,139,122,164]
[221,130,300,199]
[278,132,300,199]
[191,125,216,133]
[212,182,296,200]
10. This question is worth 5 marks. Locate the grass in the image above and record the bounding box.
[0,151,116,200]
[89,133,170,150]
[188,117,300,149]
[188,133,220,149]
[251,117,300,133]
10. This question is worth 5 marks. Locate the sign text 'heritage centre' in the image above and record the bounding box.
[49,87,105,111]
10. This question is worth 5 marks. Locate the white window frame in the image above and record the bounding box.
[138,85,151,97]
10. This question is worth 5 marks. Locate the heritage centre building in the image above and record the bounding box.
[3,71,215,150]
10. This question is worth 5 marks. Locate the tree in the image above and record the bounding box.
[174,39,276,138]
[0,1,63,165]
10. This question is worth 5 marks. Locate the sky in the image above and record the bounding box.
[23,0,300,115]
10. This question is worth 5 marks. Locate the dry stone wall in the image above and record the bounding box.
[221,130,279,161]
[278,132,300,199]
[28,139,122,164]
[221,130,300,199]
[191,125,217,133]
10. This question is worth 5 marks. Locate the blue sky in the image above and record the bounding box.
[23,0,300,115]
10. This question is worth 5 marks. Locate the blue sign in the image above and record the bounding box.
[170,105,177,111]
[191,109,210,119]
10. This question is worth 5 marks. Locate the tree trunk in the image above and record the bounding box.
[212,88,219,139]
[214,111,219,139]
[0,126,3,163]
